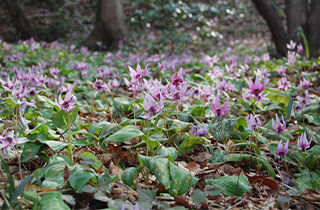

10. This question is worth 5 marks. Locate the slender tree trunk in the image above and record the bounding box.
[83,0,127,50]
[3,0,33,40]
[307,0,320,58]
[286,0,308,43]
[251,0,287,57]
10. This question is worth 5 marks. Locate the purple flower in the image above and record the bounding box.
[128,63,148,85]
[26,87,39,99]
[300,78,310,89]
[167,81,193,103]
[297,132,312,151]
[201,86,212,99]
[150,82,168,100]
[242,88,254,101]
[211,95,229,119]
[108,79,120,89]
[276,140,289,158]
[0,131,28,152]
[141,93,164,119]
[247,113,261,131]
[191,124,209,137]
[170,68,184,87]
[56,88,77,112]
[255,92,269,105]
[248,78,269,96]
[254,68,270,80]
[270,114,286,135]
[295,90,312,111]
[286,51,297,66]
[18,98,37,114]
[93,79,109,92]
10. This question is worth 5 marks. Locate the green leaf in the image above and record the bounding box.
[192,189,207,208]
[266,89,290,107]
[206,175,252,196]
[275,195,292,207]
[1,158,15,198]
[209,117,245,141]
[205,185,225,196]
[11,175,33,207]
[121,167,143,189]
[103,125,145,143]
[68,165,96,193]
[209,149,226,163]
[157,146,178,160]
[52,106,79,129]
[179,135,205,154]
[39,192,70,210]
[21,142,44,162]
[79,152,106,170]
[138,155,171,189]
[231,142,260,155]
[42,141,68,152]
[285,97,293,122]
[168,162,199,195]
[137,189,156,202]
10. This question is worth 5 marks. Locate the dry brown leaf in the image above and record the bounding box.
[245,173,280,193]
[173,195,190,208]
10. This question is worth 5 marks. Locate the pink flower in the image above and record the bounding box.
[56,88,77,112]
[211,94,229,119]
[248,78,269,96]
[287,40,296,50]
[191,124,209,137]
[276,140,289,158]
[297,44,303,53]
[170,68,184,87]
[277,66,286,76]
[93,79,109,92]
[0,131,28,152]
[128,63,148,85]
[300,78,310,89]
[277,77,292,91]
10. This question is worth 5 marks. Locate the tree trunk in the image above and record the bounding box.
[83,0,127,50]
[286,0,308,43]
[307,0,320,58]
[251,0,287,57]
[3,0,33,40]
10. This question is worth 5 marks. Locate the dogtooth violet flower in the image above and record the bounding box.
[295,91,312,111]
[297,132,312,151]
[141,93,164,119]
[56,88,77,112]
[211,94,229,119]
[93,79,109,92]
[270,114,286,135]
[276,140,289,158]
[191,124,209,137]
[248,78,269,96]
[247,113,262,131]
[128,63,148,85]
[300,78,310,89]
[0,130,28,152]
[167,81,193,103]
[170,68,184,87]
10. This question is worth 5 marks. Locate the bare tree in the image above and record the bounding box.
[83,0,127,50]
[3,0,33,40]
[252,0,320,58]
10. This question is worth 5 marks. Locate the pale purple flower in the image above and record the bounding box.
[287,40,296,50]
[277,66,286,76]
[286,51,296,66]
[124,78,139,94]
[204,54,219,67]
[167,81,193,103]
[254,68,270,80]
[211,95,229,119]
[0,131,28,152]
[270,114,286,135]
[26,87,40,99]
[50,67,59,78]
[262,53,270,62]
[201,86,212,99]
[108,79,120,89]
[0,77,17,91]
[297,44,303,53]
[150,81,167,100]
[12,84,26,99]
[56,88,77,112]
[240,64,249,73]
[248,78,269,96]
[300,78,310,89]
[93,79,109,92]
[128,63,148,85]
[207,66,223,80]
[276,140,289,158]
[141,93,164,119]
[170,68,184,87]
[247,113,261,131]
[17,98,36,114]
[242,88,254,101]
[277,77,292,91]
[191,124,209,137]
[19,116,28,130]
[295,90,312,111]
[193,84,202,100]
[297,132,312,151]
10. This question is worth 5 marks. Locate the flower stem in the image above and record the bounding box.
[67,112,73,163]
[175,102,179,120]
[15,105,23,181]
[200,105,205,123]
[104,92,113,123]
[145,119,149,184]
[133,84,139,144]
